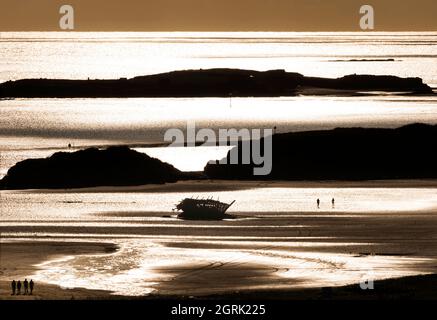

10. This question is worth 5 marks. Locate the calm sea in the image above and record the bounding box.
[1,32,437,295]
[1,32,437,175]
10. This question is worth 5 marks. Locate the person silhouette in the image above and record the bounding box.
[16,280,22,295]
[317,198,320,209]
[29,280,34,295]
[332,198,335,209]
[11,280,16,295]
[24,279,29,295]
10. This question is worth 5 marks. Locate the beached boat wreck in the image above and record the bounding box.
[174,197,236,220]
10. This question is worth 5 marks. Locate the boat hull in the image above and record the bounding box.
[177,212,234,220]
[175,198,235,220]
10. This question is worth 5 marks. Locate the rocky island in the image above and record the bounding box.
[0,146,183,189]
[205,123,437,181]
[0,68,433,98]
[2,124,437,190]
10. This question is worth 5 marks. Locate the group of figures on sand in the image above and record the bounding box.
[11,279,34,295]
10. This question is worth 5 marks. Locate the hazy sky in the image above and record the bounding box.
[1,0,436,31]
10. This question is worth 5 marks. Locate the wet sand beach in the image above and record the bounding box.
[0,242,118,299]
[1,180,437,299]
[0,240,436,300]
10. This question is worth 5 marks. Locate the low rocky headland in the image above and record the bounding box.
[0,146,184,189]
[205,123,437,180]
[0,68,433,98]
[2,124,437,190]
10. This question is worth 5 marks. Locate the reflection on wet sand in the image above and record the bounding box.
[1,181,437,297]
[24,236,436,297]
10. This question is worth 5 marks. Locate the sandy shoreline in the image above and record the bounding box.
[176,273,437,300]
[1,234,437,300]
[10,179,437,194]
[2,272,437,300]
[2,179,437,300]
[0,242,118,300]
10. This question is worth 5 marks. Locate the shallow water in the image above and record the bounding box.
[1,32,437,176]
[2,185,437,220]
[2,32,437,86]
[2,95,437,177]
[2,183,437,295]
[29,239,434,296]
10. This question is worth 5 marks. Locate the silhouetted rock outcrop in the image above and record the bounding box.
[204,123,437,180]
[300,74,432,93]
[0,146,182,190]
[0,69,432,98]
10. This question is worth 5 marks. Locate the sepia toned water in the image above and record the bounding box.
[1,95,437,177]
[1,32,437,176]
[1,32,437,86]
[2,183,437,295]
[1,32,437,296]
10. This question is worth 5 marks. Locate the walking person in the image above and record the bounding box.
[24,279,29,295]
[16,280,22,295]
[11,280,16,295]
[332,198,335,209]
[29,279,34,295]
[317,198,320,209]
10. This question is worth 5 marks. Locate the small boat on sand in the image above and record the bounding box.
[174,197,236,220]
